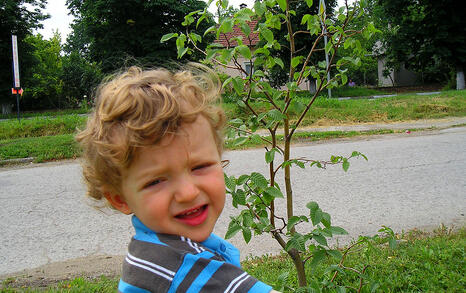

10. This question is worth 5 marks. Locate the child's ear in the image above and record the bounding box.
[104,192,132,214]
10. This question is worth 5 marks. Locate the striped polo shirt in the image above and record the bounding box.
[118,216,273,293]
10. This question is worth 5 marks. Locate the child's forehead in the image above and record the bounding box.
[132,116,218,159]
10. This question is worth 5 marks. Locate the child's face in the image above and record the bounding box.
[108,116,225,242]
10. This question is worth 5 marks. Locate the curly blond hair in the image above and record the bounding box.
[76,65,225,205]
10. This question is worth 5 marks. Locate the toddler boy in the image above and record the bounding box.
[76,66,275,292]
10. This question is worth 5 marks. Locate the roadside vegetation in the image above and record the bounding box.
[1,91,465,163]
[2,226,463,292]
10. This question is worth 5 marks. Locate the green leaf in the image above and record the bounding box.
[260,28,274,43]
[177,47,188,58]
[285,233,307,252]
[341,73,348,85]
[310,249,326,267]
[231,77,244,94]
[222,77,233,88]
[342,158,349,172]
[274,57,284,69]
[237,175,249,185]
[313,234,328,246]
[330,226,348,235]
[219,18,234,34]
[233,136,248,146]
[306,0,313,7]
[291,56,302,68]
[306,201,319,213]
[327,249,342,260]
[225,220,241,239]
[189,32,202,44]
[264,186,284,198]
[267,109,286,122]
[321,212,331,228]
[236,45,252,59]
[250,172,268,189]
[311,208,323,226]
[265,149,276,163]
[234,189,246,205]
[224,174,236,191]
[277,0,287,11]
[160,33,178,43]
[242,227,252,243]
[254,1,267,16]
[240,22,251,37]
[287,216,301,232]
[204,25,217,36]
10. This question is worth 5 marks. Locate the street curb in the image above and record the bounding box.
[0,157,34,166]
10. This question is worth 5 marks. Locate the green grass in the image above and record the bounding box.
[0,90,465,163]
[0,108,88,120]
[244,227,466,292]
[2,228,464,292]
[319,86,389,98]
[0,134,80,163]
[0,115,87,140]
[224,90,466,125]
[225,129,402,150]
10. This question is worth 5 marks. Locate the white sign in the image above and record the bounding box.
[12,35,20,88]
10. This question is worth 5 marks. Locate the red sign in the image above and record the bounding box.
[12,88,23,95]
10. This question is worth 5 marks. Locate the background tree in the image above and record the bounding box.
[376,0,466,89]
[65,0,215,73]
[261,0,338,88]
[335,0,379,86]
[22,32,63,110]
[0,0,49,113]
[61,51,103,108]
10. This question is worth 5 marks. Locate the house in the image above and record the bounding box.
[215,19,260,78]
[374,41,419,87]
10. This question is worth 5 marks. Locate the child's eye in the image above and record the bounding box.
[144,179,162,189]
[192,163,211,171]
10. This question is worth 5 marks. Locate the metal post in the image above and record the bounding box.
[16,92,20,122]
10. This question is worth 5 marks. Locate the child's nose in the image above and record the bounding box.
[174,175,200,202]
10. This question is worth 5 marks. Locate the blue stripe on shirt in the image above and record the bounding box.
[167,254,198,293]
[186,261,223,293]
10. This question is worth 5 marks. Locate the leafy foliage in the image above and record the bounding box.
[66,0,215,72]
[21,33,63,110]
[375,0,466,86]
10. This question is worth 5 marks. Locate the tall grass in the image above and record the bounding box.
[0,115,87,140]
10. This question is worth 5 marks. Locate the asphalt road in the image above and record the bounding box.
[1,127,465,276]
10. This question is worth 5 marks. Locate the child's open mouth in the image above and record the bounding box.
[175,204,208,226]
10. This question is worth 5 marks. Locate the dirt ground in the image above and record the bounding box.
[0,255,124,289]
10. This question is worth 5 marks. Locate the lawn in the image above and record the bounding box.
[1,90,465,163]
[1,227,463,292]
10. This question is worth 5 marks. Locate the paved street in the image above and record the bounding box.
[1,126,465,275]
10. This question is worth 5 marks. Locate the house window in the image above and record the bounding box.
[244,61,253,76]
